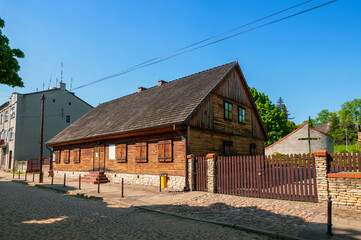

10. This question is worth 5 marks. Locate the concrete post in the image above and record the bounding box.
[314,150,329,202]
[187,154,195,191]
[206,153,217,193]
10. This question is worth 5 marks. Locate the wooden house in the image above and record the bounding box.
[47,61,268,190]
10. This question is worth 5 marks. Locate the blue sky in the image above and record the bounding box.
[0,0,360,124]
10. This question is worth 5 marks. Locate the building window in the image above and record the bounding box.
[9,128,14,141]
[53,99,55,103]
[135,142,147,163]
[71,148,81,164]
[250,144,257,156]
[66,115,71,123]
[69,102,71,106]
[55,150,61,164]
[238,107,246,123]
[10,107,15,118]
[223,141,233,156]
[0,114,2,124]
[5,110,9,121]
[224,101,232,120]
[63,149,70,164]
[116,144,127,163]
[158,140,173,162]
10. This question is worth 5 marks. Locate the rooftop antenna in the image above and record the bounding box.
[70,78,73,91]
[48,74,52,89]
[42,82,45,91]
[60,62,63,83]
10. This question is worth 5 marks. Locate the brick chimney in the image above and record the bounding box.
[158,80,167,86]
[138,87,147,93]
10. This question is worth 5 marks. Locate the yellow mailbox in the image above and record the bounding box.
[161,175,168,188]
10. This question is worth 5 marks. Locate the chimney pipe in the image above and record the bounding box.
[138,87,147,93]
[158,80,167,86]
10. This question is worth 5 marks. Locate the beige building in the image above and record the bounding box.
[0,83,93,171]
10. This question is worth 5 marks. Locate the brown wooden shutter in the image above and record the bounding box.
[73,148,81,164]
[63,149,70,164]
[135,142,147,163]
[158,140,173,162]
[55,150,61,164]
[116,144,127,163]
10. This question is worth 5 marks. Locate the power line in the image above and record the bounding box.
[82,0,314,84]
[72,0,329,91]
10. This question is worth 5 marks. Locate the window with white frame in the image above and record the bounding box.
[9,128,14,141]
[5,111,9,121]
[10,107,15,118]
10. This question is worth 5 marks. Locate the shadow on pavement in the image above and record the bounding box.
[2,180,361,240]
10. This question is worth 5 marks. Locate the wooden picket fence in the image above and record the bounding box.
[330,152,361,173]
[195,156,207,192]
[216,154,318,202]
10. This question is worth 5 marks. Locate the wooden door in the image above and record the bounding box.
[93,146,100,171]
[93,145,105,172]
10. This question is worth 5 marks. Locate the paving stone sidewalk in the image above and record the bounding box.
[2,171,361,239]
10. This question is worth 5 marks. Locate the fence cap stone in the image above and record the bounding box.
[314,150,327,156]
[186,154,195,159]
[206,153,218,158]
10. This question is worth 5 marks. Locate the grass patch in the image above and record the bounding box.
[9,171,26,174]
[334,144,360,153]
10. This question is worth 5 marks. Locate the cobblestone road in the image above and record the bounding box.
[0,180,269,240]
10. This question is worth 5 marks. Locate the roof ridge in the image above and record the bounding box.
[98,61,238,106]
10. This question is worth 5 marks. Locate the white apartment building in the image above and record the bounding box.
[0,82,93,171]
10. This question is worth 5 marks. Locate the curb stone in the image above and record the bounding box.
[135,206,304,240]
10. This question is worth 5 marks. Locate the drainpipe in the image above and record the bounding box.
[173,125,189,191]
[46,145,53,170]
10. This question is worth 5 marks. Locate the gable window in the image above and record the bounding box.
[71,148,81,164]
[224,101,232,120]
[158,140,173,162]
[55,150,61,164]
[135,142,147,163]
[66,115,71,123]
[116,144,127,163]
[63,149,70,164]
[238,107,246,123]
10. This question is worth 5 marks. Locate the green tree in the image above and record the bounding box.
[314,109,336,124]
[250,87,290,146]
[0,17,25,87]
[287,120,297,132]
[339,99,361,126]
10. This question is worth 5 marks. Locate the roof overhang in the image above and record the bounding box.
[47,123,185,147]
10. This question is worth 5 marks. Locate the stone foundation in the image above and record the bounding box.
[328,173,361,210]
[53,170,185,191]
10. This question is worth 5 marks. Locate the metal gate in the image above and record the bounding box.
[216,154,318,202]
[194,156,207,191]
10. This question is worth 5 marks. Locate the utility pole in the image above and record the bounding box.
[346,128,348,152]
[39,94,45,183]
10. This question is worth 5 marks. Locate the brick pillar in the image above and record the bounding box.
[314,150,329,202]
[187,154,195,191]
[206,153,217,193]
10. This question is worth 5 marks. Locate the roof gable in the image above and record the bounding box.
[48,62,238,145]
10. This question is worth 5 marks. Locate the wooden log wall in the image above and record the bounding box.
[53,134,186,176]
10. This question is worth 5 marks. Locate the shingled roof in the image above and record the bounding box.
[48,61,263,145]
